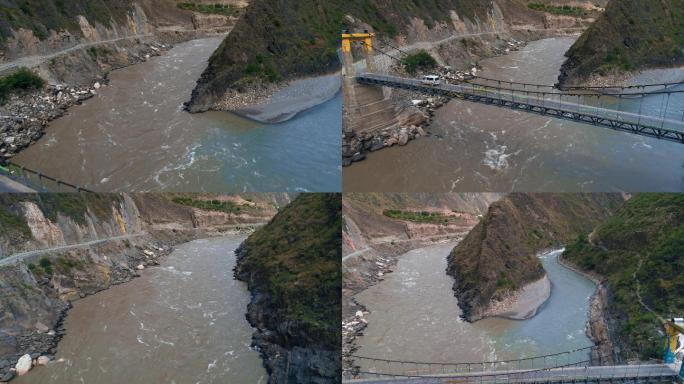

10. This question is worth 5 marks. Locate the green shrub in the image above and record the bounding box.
[0,68,45,101]
[527,3,587,17]
[172,196,245,214]
[177,2,240,16]
[39,257,53,275]
[401,50,437,74]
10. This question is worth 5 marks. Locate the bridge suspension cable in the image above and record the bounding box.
[346,359,593,380]
[351,346,594,366]
[467,75,684,93]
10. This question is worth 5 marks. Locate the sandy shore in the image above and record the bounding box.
[481,275,552,320]
[581,66,684,88]
[234,72,341,123]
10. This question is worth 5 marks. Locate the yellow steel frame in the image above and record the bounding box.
[341,32,375,54]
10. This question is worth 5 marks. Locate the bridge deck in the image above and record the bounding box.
[356,74,684,144]
[345,364,679,383]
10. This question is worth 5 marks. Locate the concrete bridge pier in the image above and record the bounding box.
[341,32,397,142]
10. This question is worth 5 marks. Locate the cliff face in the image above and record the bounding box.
[234,193,341,384]
[0,193,280,377]
[559,0,684,85]
[0,0,244,64]
[562,194,684,361]
[447,193,624,321]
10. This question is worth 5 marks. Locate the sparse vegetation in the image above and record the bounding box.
[0,68,45,101]
[527,3,588,17]
[383,209,450,224]
[401,50,437,74]
[39,257,52,275]
[177,2,241,16]
[0,1,133,45]
[172,196,245,214]
[0,205,30,236]
[33,194,120,225]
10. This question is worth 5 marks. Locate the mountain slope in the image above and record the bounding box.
[234,193,341,383]
[559,0,684,85]
[447,193,624,321]
[562,194,684,360]
[186,0,542,112]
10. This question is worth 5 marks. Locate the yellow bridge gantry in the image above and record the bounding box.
[341,30,376,75]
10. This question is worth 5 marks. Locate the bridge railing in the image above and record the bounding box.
[0,161,93,192]
[467,75,684,95]
[345,345,679,383]
[463,82,684,130]
[347,346,595,379]
[357,73,684,140]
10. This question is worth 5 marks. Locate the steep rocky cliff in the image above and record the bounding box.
[562,193,684,361]
[0,193,280,379]
[447,193,624,321]
[234,193,341,384]
[559,0,684,85]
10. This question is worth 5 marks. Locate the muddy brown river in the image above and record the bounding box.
[14,37,341,192]
[344,37,684,192]
[14,237,267,384]
[354,245,595,378]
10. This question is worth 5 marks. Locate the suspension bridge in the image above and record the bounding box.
[342,31,684,144]
[0,161,91,192]
[344,345,683,383]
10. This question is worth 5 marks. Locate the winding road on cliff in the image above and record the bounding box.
[0,232,147,267]
[0,34,154,74]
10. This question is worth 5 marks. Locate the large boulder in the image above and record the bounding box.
[15,354,32,376]
[397,131,409,146]
[35,322,49,333]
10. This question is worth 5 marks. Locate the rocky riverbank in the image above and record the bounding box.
[232,194,341,384]
[0,38,171,164]
[567,66,684,88]
[342,37,528,167]
[557,253,617,365]
[235,247,340,384]
[0,193,280,382]
[0,225,268,383]
[0,233,181,382]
